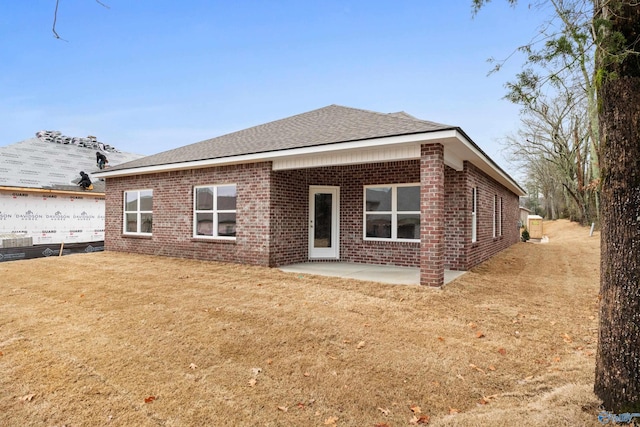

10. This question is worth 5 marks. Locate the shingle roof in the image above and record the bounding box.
[106,105,456,171]
[0,138,144,192]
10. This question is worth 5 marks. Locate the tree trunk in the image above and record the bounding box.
[594,1,640,412]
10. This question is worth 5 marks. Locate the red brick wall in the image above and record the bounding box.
[104,158,521,281]
[269,169,307,266]
[105,163,273,266]
[420,144,445,286]
[465,162,520,269]
[444,166,468,270]
[270,162,422,267]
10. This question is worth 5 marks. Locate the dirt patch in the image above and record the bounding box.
[0,220,603,426]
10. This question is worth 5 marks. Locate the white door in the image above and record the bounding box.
[309,186,339,259]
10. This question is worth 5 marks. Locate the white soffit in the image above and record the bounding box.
[272,144,465,171]
[270,130,461,170]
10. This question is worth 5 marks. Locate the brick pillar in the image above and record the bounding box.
[420,144,445,286]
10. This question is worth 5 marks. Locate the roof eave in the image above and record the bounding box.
[93,128,525,196]
[92,129,458,178]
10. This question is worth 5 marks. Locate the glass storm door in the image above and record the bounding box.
[309,186,339,259]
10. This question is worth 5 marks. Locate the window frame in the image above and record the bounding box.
[493,194,497,238]
[363,183,420,242]
[123,189,153,236]
[471,187,477,243]
[499,197,503,237]
[193,184,237,240]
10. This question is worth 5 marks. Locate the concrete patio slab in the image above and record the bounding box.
[279,262,466,285]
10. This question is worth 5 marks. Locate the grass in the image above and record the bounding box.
[0,219,603,426]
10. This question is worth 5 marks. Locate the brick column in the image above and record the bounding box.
[420,144,445,286]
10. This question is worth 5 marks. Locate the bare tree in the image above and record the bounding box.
[474,0,640,411]
[504,88,597,223]
[52,0,110,40]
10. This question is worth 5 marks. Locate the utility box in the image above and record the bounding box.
[527,215,544,239]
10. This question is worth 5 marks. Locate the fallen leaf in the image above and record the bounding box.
[277,406,288,412]
[356,341,366,349]
[266,359,273,365]
[469,363,485,374]
[248,378,257,387]
[20,394,35,402]
[449,407,459,414]
[476,331,485,338]
[417,415,430,424]
[409,416,419,424]
[144,396,156,403]
[437,336,445,342]
[324,415,338,425]
[374,423,391,427]
[410,404,422,414]
[189,363,197,370]
[498,348,507,356]
[479,394,499,405]
[488,365,496,371]
[80,294,84,298]
[0,351,3,356]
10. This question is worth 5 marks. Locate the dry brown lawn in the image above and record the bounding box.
[1,220,603,426]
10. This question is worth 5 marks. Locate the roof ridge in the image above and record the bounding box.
[329,104,454,128]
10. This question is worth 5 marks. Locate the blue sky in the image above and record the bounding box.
[1,1,551,178]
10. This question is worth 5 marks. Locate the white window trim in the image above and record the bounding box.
[123,189,153,236]
[193,184,237,240]
[499,197,503,237]
[363,183,420,242]
[471,187,477,243]
[492,194,497,238]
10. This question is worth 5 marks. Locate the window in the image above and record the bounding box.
[471,187,477,243]
[194,184,237,239]
[499,197,503,236]
[364,184,419,241]
[124,190,153,235]
[493,194,497,238]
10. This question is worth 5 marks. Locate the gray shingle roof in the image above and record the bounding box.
[0,138,144,192]
[107,105,456,171]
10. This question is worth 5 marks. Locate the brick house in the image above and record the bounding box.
[94,105,525,286]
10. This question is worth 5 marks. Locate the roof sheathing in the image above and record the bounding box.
[0,138,144,192]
